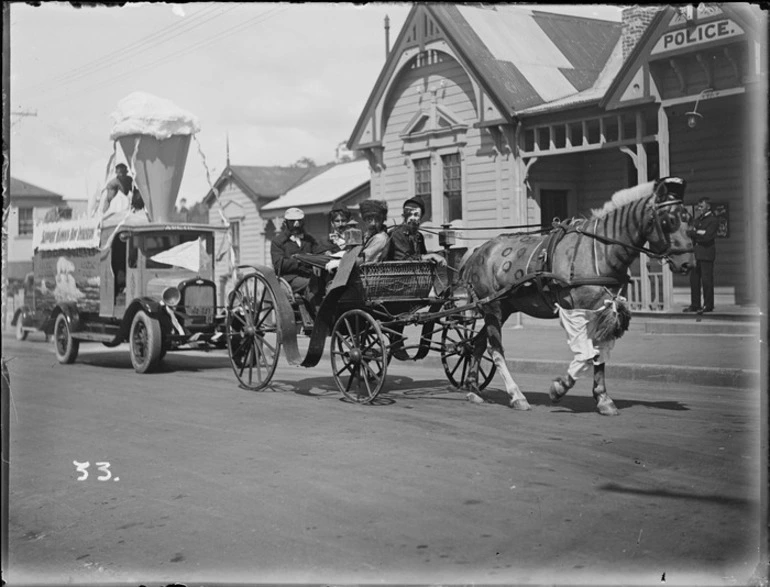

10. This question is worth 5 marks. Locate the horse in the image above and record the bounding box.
[457,177,695,415]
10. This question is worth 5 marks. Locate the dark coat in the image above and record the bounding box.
[271,230,324,278]
[688,211,719,262]
[385,224,427,261]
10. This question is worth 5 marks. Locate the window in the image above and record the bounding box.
[442,153,462,222]
[413,157,432,221]
[18,208,33,236]
[229,221,241,265]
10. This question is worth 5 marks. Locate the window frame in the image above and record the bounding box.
[229,220,241,265]
[412,156,433,223]
[18,207,34,236]
[441,152,463,223]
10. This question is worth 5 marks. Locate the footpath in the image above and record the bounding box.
[304,309,764,390]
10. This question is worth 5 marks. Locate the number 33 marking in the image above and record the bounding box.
[73,461,112,481]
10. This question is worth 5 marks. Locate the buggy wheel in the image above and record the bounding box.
[440,310,496,391]
[15,318,28,341]
[331,309,388,404]
[130,310,162,373]
[53,313,79,364]
[227,272,281,391]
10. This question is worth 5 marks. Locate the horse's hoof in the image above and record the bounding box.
[596,401,619,416]
[549,380,567,404]
[510,399,532,411]
[466,392,485,404]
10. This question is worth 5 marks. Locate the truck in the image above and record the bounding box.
[12,214,225,373]
[12,98,227,373]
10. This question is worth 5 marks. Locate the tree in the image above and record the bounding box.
[292,157,316,168]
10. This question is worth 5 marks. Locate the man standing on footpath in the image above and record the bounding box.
[684,197,719,313]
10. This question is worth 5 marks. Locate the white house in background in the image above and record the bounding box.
[6,177,68,282]
[202,163,329,302]
[261,158,371,241]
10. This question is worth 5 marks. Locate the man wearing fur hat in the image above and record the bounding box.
[385,197,446,266]
[271,207,325,299]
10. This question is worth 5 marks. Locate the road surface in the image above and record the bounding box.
[2,334,763,586]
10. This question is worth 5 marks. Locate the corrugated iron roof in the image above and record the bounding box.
[229,165,319,199]
[261,159,370,215]
[429,5,622,113]
[10,177,66,200]
[203,164,326,207]
[517,36,624,116]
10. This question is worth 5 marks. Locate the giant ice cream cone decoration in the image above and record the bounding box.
[110,92,200,223]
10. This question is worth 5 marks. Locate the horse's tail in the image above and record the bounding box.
[587,296,632,345]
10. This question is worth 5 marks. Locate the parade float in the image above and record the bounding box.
[12,93,227,373]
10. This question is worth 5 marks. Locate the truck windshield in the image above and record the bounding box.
[140,233,214,274]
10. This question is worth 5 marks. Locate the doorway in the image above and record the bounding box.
[540,189,570,228]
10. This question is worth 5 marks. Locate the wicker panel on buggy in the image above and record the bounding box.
[360,261,435,300]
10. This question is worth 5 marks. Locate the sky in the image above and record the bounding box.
[8,2,623,206]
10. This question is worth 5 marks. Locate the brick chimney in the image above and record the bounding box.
[622,6,661,61]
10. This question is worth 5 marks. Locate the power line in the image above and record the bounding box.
[28,6,289,110]
[21,4,242,96]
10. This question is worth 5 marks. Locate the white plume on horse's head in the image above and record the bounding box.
[591,181,656,219]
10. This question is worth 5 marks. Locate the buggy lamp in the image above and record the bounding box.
[343,227,363,246]
[162,286,181,307]
[439,229,456,247]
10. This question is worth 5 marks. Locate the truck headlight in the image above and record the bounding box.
[162,286,181,307]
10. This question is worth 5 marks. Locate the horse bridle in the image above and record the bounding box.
[572,193,692,263]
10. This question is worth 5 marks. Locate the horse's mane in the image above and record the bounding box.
[591,181,655,219]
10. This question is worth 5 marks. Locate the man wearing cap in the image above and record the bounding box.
[684,197,719,313]
[385,197,446,266]
[271,207,325,300]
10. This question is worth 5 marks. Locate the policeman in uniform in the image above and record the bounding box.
[684,197,719,313]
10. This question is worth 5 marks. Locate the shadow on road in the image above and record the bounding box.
[267,375,465,406]
[469,388,690,414]
[599,482,753,507]
[77,351,231,372]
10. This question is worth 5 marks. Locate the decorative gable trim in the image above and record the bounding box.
[348,4,513,153]
[603,4,758,111]
[221,199,245,221]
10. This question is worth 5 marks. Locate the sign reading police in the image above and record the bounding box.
[651,19,745,55]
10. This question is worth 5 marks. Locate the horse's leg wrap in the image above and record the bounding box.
[476,306,531,410]
[592,363,619,416]
[549,374,575,404]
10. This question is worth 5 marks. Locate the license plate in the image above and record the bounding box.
[187,306,214,323]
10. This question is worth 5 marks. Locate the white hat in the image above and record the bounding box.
[285,207,305,221]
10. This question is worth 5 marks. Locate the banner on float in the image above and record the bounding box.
[33,218,102,252]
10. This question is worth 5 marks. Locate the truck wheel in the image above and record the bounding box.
[129,310,162,373]
[15,318,28,341]
[54,313,79,364]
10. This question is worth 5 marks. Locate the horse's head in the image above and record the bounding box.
[646,177,695,274]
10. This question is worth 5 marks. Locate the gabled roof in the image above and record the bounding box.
[10,177,66,202]
[348,3,621,147]
[261,159,370,218]
[203,164,330,207]
[601,4,764,111]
